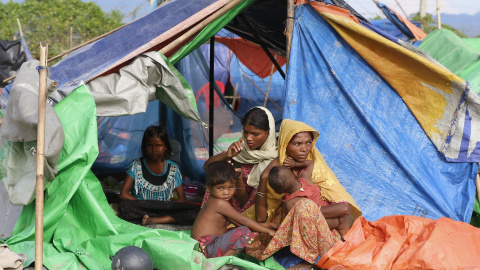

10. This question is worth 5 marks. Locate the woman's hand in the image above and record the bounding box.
[283,157,296,168]
[226,138,244,158]
[234,167,249,207]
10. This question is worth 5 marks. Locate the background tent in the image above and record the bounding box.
[370,18,422,42]
[419,28,480,95]
[374,1,427,42]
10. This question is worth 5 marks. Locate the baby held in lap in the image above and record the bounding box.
[191,161,277,258]
[269,158,350,238]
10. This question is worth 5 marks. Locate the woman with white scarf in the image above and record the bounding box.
[201,107,277,219]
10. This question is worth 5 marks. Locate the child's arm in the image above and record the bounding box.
[175,183,186,203]
[299,160,314,185]
[216,200,275,236]
[255,158,279,223]
[119,175,138,200]
[321,202,350,219]
[284,196,305,213]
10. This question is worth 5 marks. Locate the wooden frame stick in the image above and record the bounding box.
[35,43,48,270]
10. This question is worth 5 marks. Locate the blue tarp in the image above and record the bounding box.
[376,2,416,40]
[283,5,478,222]
[370,18,421,41]
[48,0,220,103]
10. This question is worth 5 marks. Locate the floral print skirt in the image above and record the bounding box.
[246,198,340,263]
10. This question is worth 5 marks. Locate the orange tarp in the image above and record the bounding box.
[215,36,286,78]
[317,215,480,269]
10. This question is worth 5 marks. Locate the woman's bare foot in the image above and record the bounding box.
[142,215,152,225]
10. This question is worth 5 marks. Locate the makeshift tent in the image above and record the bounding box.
[374,1,427,42]
[419,28,480,94]
[91,35,286,179]
[370,18,422,42]
[1,0,480,269]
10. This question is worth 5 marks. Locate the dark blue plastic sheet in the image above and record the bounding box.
[283,5,478,222]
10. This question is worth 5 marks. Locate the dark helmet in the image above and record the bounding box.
[111,246,153,270]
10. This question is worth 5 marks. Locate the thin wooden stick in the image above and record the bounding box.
[17,18,23,37]
[35,43,48,270]
[285,0,294,70]
[70,27,73,50]
[264,55,276,107]
[160,0,244,56]
[242,74,282,112]
[232,82,239,110]
[436,0,442,29]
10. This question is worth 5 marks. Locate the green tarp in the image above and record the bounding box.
[4,85,283,269]
[418,29,480,94]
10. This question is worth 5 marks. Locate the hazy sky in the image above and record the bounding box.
[3,0,480,22]
[103,0,480,23]
[347,0,480,19]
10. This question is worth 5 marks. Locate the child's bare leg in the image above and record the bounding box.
[223,249,238,257]
[325,217,339,231]
[142,215,176,225]
[336,214,350,238]
[320,202,349,219]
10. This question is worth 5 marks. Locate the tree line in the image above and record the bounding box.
[0,0,124,63]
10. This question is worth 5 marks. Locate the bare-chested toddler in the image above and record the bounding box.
[191,161,277,258]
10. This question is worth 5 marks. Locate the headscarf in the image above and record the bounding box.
[278,119,362,218]
[233,106,278,188]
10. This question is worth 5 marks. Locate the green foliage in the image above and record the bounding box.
[0,0,124,62]
[411,13,467,38]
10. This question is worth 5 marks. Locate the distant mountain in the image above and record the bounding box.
[433,13,480,38]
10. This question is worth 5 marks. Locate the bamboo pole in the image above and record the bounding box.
[17,18,23,37]
[35,43,48,270]
[242,74,282,112]
[285,0,294,70]
[230,82,239,126]
[436,0,441,29]
[70,27,73,50]
[160,0,244,56]
[264,55,276,107]
[232,82,239,110]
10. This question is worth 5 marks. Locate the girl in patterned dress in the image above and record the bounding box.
[119,125,191,225]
